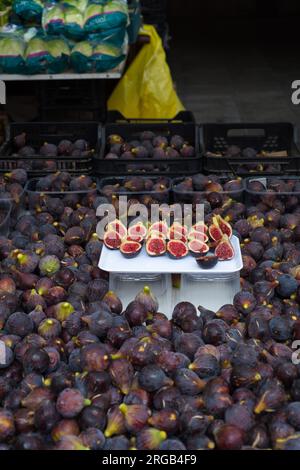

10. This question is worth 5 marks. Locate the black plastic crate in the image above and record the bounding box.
[0,122,100,176]
[201,122,300,176]
[94,111,202,176]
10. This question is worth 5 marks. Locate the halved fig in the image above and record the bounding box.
[120,240,142,258]
[209,217,223,242]
[106,219,127,238]
[104,230,123,250]
[149,221,169,237]
[128,222,147,240]
[196,255,218,269]
[168,227,187,242]
[147,230,166,239]
[170,222,188,236]
[188,239,209,257]
[167,240,188,259]
[216,215,233,238]
[192,222,208,234]
[188,230,209,243]
[215,235,234,261]
[146,237,167,257]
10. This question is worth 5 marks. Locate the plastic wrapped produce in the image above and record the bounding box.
[25,36,50,74]
[46,37,70,73]
[70,40,93,72]
[0,28,25,73]
[84,0,128,34]
[12,0,44,20]
[92,41,125,72]
[64,5,84,39]
[42,3,65,36]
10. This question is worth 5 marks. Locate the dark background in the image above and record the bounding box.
[163,0,300,125]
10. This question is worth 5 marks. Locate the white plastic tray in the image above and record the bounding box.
[99,235,242,275]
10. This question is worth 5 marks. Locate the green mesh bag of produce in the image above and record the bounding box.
[92,42,124,72]
[12,0,44,20]
[47,37,70,73]
[0,35,25,73]
[70,40,93,72]
[25,36,51,74]
[42,3,65,36]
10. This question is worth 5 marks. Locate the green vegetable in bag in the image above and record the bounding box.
[83,3,103,34]
[102,0,128,30]
[47,38,70,73]
[64,6,84,39]
[12,0,44,20]
[25,37,50,74]
[0,36,25,73]
[42,4,65,36]
[70,40,93,73]
[92,42,124,72]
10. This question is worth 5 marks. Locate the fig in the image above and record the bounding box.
[119,403,150,433]
[136,427,167,450]
[104,406,126,438]
[188,239,209,257]
[215,235,234,261]
[167,240,188,259]
[56,388,91,418]
[149,221,169,237]
[109,358,134,395]
[209,217,223,242]
[216,215,233,238]
[135,286,159,314]
[196,255,218,269]
[103,290,123,314]
[103,230,123,250]
[106,219,127,239]
[146,237,166,257]
[120,240,142,258]
[127,222,147,240]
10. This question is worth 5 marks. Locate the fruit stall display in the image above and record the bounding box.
[1,168,300,450]
[201,122,300,176]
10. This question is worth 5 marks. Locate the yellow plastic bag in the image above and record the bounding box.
[108,24,184,119]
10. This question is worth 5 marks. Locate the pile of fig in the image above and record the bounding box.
[100,176,170,213]
[105,133,195,160]
[2,170,300,450]
[206,145,285,174]
[8,133,94,172]
[103,216,235,263]
[173,174,245,224]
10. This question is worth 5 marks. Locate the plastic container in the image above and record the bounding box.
[245,176,300,208]
[177,272,241,313]
[201,122,300,175]
[25,177,97,212]
[0,200,12,236]
[98,176,171,207]
[94,111,201,176]
[0,122,100,176]
[172,176,245,204]
[110,273,171,315]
